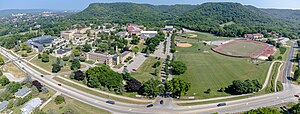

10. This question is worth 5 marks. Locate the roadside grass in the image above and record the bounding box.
[265,62,281,93]
[177,31,233,42]
[131,56,162,82]
[53,77,150,104]
[2,62,25,78]
[174,43,271,99]
[42,95,111,114]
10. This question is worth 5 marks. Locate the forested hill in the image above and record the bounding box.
[261,9,300,21]
[71,2,300,38]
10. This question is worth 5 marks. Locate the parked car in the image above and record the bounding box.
[106,100,115,104]
[217,103,226,107]
[294,94,299,97]
[132,69,137,71]
[146,104,154,108]
[58,84,62,86]
[41,75,44,77]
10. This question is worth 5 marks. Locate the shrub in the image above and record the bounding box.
[55,95,65,104]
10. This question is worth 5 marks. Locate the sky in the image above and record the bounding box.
[1,0,300,10]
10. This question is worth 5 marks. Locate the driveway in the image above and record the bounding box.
[3,72,25,82]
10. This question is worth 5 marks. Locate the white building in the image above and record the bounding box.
[21,98,42,114]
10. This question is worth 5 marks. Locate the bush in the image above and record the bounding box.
[277,56,282,60]
[279,47,286,54]
[63,56,70,61]
[79,58,86,62]
[55,95,65,104]
[21,53,28,57]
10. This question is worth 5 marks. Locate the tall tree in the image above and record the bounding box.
[71,59,81,70]
[165,78,191,97]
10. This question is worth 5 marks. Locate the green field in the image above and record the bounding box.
[218,41,264,56]
[131,57,162,82]
[265,62,281,93]
[177,31,233,42]
[42,95,111,114]
[174,43,271,99]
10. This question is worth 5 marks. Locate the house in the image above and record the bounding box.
[244,33,264,39]
[53,48,72,58]
[21,98,42,114]
[116,32,128,37]
[14,87,31,98]
[127,24,141,36]
[60,27,91,40]
[161,26,175,32]
[140,31,158,39]
[25,35,56,52]
[60,29,77,40]
[0,101,9,112]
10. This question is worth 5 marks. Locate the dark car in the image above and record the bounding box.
[106,100,115,104]
[146,104,154,108]
[217,103,226,107]
[58,84,62,86]
[160,100,164,104]
[41,75,44,77]
[294,94,299,97]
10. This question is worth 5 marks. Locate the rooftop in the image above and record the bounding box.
[57,49,71,54]
[14,87,31,97]
[21,98,42,114]
[0,101,9,111]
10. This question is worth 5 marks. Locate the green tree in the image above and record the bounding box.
[38,53,42,59]
[139,79,164,97]
[130,36,139,45]
[0,77,10,86]
[63,56,70,61]
[0,55,4,65]
[41,53,49,62]
[82,43,92,52]
[72,49,81,57]
[165,78,191,97]
[52,64,61,73]
[132,46,139,53]
[7,82,22,93]
[267,55,275,61]
[71,59,81,70]
[97,43,109,52]
[294,68,300,81]
[55,95,65,104]
[170,61,187,75]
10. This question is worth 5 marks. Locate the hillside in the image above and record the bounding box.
[261,9,300,21]
[71,2,300,38]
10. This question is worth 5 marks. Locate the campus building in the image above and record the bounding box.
[244,33,264,39]
[25,35,56,52]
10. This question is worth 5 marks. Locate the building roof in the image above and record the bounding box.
[28,35,57,44]
[121,51,131,58]
[0,101,9,111]
[57,49,71,54]
[87,52,115,58]
[141,31,158,34]
[116,32,128,37]
[14,87,31,97]
[21,98,42,114]
[127,24,141,32]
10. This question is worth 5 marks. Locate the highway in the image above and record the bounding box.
[1,41,300,114]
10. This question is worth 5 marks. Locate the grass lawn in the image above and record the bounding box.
[53,77,149,104]
[30,55,86,73]
[131,56,162,82]
[177,31,233,42]
[42,95,111,114]
[84,60,95,65]
[174,43,271,99]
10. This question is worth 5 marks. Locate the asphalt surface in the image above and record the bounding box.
[1,41,300,114]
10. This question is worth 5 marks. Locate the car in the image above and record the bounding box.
[294,94,299,97]
[41,75,44,77]
[58,84,62,86]
[160,100,164,104]
[106,100,115,104]
[146,104,154,108]
[217,103,226,107]
[132,69,137,71]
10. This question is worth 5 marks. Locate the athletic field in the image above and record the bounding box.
[213,39,275,58]
[175,43,271,99]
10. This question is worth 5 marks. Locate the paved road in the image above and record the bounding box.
[282,41,296,89]
[1,41,300,114]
